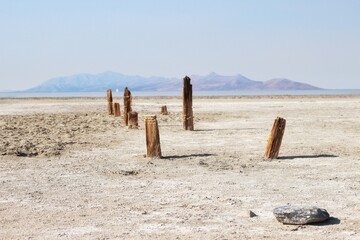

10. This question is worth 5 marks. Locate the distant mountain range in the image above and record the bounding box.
[25,71,321,92]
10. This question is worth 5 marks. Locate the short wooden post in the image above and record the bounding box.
[113,102,120,117]
[264,117,286,159]
[128,111,138,129]
[145,116,161,158]
[160,105,168,115]
[123,87,132,126]
[182,76,194,130]
[107,89,113,115]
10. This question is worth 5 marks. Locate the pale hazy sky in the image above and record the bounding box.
[1,0,359,90]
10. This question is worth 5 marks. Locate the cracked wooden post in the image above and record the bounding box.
[128,111,138,129]
[145,116,161,158]
[182,76,194,130]
[106,89,113,115]
[113,102,120,117]
[264,117,286,159]
[123,87,132,126]
[160,105,168,115]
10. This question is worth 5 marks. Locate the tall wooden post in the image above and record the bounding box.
[123,87,132,126]
[107,89,113,115]
[182,76,194,130]
[128,111,138,129]
[145,116,161,158]
[264,117,286,159]
[113,102,120,117]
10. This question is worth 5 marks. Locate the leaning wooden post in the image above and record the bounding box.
[182,76,194,130]
[106,89,113,115]
[264,117,286,159]
[160,105,168,115]
[145,116,162,158]
[128,111,138,129]
[113,102,120,117]
[123,87,132,126]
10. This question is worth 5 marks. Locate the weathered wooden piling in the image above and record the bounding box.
[264,117,286,159]
[106,89,113,115]
[128,111,138,129]
[182,76,194,130]
[123,87,132,126]
[113,102,120,117]
[107,102,113,115]
[160,105,168,115]
[145,116,161,158]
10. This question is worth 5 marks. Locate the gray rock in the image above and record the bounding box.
[273,206,330,225]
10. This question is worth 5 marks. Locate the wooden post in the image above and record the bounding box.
[160,105,168,115]
[123,87,132,126]
[107,102,113,115]
[113,102,120,117]
[182,76,194,130]
[128,111,138,129]
[264,117,286,159]
[107,89,113,102]
[107,89,113,115]
[145,116,161,158]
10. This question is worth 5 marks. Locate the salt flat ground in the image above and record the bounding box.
[0,96,359,239]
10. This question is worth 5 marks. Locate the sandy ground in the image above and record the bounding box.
[0,95,359,239]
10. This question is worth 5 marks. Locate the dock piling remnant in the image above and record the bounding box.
[264,117,286,159]
[106,89,113,115]
[161,105,168,115]
[113,102,120,117]
[145,116,162,158]
[123,87,132,126]
[182,76,194,130]
[128,111,138,129]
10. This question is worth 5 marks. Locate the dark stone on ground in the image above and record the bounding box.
[273,205,330,225]
[249,210,257,218]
